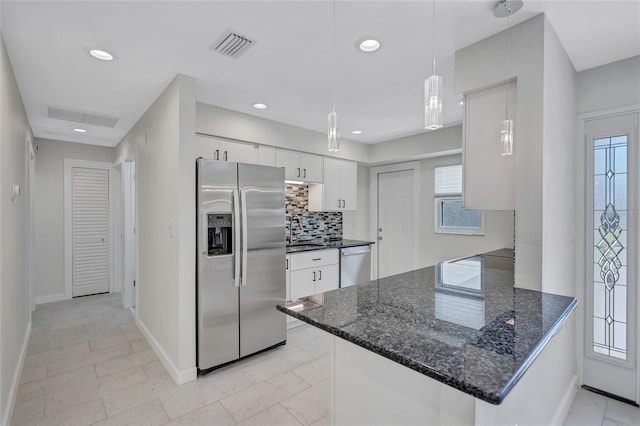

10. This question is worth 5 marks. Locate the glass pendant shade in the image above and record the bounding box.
[328,110,340,152]
[424,74,443,130]
[500,119,513,156]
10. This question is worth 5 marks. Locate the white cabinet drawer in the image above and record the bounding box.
[290,249,339,270]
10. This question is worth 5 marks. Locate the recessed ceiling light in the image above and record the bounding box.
[351,130,363,135]
[73,128,88,133]
[357,38,381,53]
[88,49,114,61]
[253,103,267,109]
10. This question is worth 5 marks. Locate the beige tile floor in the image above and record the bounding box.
[11,293,640,426]
[563,388,640,426]
[12,294,330,426]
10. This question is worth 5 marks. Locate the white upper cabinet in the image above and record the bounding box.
[462,83,516,211]
[195,134,259,164]
[309,157,357,211]
[258,145,276,167]
[275,148,323,183]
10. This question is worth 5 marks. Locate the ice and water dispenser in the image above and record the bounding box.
[207,213,233,256]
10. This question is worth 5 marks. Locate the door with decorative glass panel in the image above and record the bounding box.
[583,112,638,404]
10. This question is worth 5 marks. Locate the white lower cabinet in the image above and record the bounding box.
[288,249,339,301]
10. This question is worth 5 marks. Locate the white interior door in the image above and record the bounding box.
[583,112,639,404]
[377,169,416,278]
[71,166,110,297]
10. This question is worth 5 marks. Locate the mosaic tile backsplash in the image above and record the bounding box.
[286,184,342,244]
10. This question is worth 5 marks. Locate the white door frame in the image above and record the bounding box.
[28,135,36,311]
[575,104,640,403]
[63,159,115,299]
[112,160,123,297]
[369,161,421,279]
[122,152,137,311]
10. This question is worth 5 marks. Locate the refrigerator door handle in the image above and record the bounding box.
[240,189,249,286]
[232,189,241,288]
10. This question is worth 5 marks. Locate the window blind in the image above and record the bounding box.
[434,165,462,195]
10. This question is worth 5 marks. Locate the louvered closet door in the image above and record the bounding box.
[72,167,110,297]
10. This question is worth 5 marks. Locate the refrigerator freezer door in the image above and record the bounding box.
[238,164,286,357]
[197,159,240,370]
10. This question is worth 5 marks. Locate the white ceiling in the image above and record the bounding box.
[1,1,639,147]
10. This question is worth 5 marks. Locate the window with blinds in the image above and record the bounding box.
[434,165,484,235]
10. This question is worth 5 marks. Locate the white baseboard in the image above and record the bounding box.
[551,374,578,426]
[35,293,66,305]
[135,318,196,385]
[2,322,31,426]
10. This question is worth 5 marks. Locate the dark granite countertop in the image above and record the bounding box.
[286,239,374,254]
[277,250,577,405]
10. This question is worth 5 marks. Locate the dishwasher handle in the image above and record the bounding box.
[341,246,371,256]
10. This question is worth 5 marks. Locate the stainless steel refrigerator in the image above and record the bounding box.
[196,159,286,374]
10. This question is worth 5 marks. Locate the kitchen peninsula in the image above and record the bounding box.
[277,249,578,426]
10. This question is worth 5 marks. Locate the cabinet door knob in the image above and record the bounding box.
[378,236,383,240]
[215,149,220,160]
[297,168,301,177]
[319,270,322,280]
[313,271,316,282]
[337,199,341,208]
[303,169,307,178]
[342,199,345,208]
[223,150,228,161]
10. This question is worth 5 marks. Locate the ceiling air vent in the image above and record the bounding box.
[44,104,120,128]
[212,31,255,59]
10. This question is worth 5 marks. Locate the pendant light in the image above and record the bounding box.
[328,0,340,152]
[424,0,443,130]
[494,0,522,156]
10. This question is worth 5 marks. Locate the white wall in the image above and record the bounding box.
[115,74,196,384]
[368,125,462,166]
[0,34,32,426]
[418,154,515,267]
[456,14,549,291]
[576,55,640,115]
[541,18,577,297]
[33,139,114,302]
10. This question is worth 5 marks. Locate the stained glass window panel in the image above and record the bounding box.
[592,135,628,360]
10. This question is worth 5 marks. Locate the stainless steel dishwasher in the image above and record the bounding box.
[340,245,371,287]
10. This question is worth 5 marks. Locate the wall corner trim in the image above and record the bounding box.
[136,317,196,386]
[3,322,32,426]
[35,293,66,305]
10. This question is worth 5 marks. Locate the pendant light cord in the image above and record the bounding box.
[505,1,510,119]
[432,0,436,75]
[332,0,336,113]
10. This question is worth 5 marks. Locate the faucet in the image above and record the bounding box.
[288,214,301,245]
